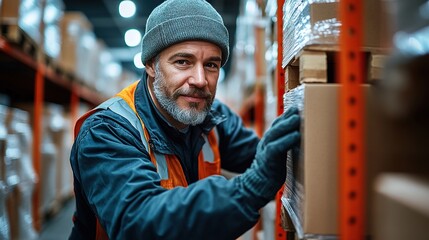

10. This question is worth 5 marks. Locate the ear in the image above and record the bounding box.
[145,59,156,78]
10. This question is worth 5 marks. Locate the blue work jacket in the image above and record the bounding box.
[69,73,262,239]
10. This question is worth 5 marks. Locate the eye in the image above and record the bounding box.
[175,59,189,65]
[205,62,219,71]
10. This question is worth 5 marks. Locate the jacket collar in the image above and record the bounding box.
[134,73,226,154]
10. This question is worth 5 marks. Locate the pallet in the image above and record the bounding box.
[0,24,38,59]
[41,53,76,82]
[284,45,390,92]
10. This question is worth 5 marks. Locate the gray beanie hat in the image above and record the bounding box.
[141,0,229,66]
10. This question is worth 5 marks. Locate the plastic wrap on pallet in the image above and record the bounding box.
[282,0,340,67]
[281,85,305,238]
[0,105,7,184]
[40,137,56,215]
[283,84,304,113]
[0,105,10,240]
[43,0,64,59]
[57,113,73,199]
[0,0,42,45]
[96,50,123,97]
[8,108,37,240]
[18,0,43,43]
[59,12,95,82]
[5,134,20,189]
[46,104,72,202]
[4,134,21,240]
[0,183,10,240]
[9,108,36,185]
[265,0,277,18]
[39,103,73,216]
[220,0,260,112]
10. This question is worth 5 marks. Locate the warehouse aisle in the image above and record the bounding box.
[38,198,75,240]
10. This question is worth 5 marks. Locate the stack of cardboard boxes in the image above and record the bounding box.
[0,102,83,239]
[0,0,43,56]
[281,0,429,239]
[0,0,138,99]
[0,105,38,240]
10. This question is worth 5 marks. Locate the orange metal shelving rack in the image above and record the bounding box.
[33,64,45,231]
[274,0,366,239]
[0,36,104,231]
[275,0,287,239]
[338,0,365,239]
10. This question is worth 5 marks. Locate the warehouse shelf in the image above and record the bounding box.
[0,35,106,231]
[275,0,429,239]
[0,36,106,106]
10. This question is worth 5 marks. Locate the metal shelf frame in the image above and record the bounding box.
[274,0,366,239]
[0,36,104,231]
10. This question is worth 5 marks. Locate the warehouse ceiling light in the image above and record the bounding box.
[134,52,144,69]
[124,29,141,47]
[119,0,136,18]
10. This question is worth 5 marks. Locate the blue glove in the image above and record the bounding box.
[235,107,301,209]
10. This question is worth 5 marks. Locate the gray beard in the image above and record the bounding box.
[152,63,212,126]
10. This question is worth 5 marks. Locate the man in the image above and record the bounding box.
[69,0,300,239]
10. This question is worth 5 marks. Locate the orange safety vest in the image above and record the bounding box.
[74,81,221,240]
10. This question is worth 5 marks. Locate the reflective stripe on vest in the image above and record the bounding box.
[101,97,220,182]
[154,152,169,180]
[202,133,215,163]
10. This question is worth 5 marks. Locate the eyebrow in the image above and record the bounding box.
[207,56,222,62]
[169,52,193,60]
[168,53,222,62]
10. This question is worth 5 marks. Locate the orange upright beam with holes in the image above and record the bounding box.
[275,0,287,239]
[338,0,365,239]
[254,24,266,138]
[70,84,80,129]
[33,65,45,231]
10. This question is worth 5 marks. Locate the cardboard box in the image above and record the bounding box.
[281,83,429,238]
[43,0,64,60]
[0,0,42,44]
[58,12,95,82]
[285,65,299,92]
[373,174,429,240]
[282,84,342,238]
[282,84,371,238]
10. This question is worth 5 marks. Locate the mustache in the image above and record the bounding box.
[174,88,212,99]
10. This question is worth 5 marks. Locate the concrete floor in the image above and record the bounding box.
[38,198,75,240]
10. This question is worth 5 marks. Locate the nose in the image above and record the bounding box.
[188,64,207,88]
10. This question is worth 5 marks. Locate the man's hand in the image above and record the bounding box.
[256,107,300,172]
[236,107,301,209]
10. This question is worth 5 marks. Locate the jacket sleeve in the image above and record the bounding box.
[212,100,260,173]
[72,110,261,240]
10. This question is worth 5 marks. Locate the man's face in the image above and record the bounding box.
[146,41,222,128]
